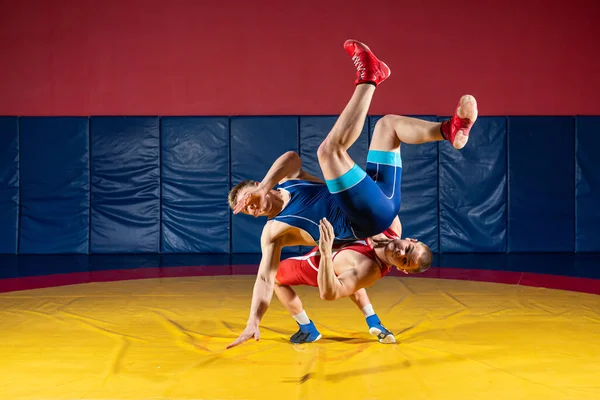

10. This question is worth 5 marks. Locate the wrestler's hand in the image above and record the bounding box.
[318,218,335,257]
[226,324,260,349]
[233,185,269,215]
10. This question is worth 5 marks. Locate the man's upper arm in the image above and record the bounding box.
[335,258,381,298]
[257,222,286,277]
[389,216,402,237]
[279,169,324,184]
[370,216,403,243]
[272,151,303,184]
[296,169,324,183]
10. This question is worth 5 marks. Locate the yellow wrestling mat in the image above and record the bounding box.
[1,275,599,400]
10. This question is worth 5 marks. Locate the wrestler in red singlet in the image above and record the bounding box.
[276,228,399,287]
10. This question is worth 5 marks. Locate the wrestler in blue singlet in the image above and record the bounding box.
[271,150,402,243]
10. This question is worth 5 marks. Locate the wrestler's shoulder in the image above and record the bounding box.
[262,219,301,239]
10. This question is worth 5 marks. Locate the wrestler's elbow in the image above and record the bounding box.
[283,150,301,163]
[319,288,340,301]
[319,292,336,301]
[287,153,303,176]
[321,280,355,300]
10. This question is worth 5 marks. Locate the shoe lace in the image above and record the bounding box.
[352,55,366,79]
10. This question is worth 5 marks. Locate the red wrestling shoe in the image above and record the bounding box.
[440,95,478,150]
[343,39,391,86]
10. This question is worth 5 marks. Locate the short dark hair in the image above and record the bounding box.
[228,180,256,209]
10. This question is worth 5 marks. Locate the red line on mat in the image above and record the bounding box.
[0,266,598,295]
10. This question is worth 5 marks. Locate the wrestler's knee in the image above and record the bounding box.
[317,139,345,165]
[373,114,399,134]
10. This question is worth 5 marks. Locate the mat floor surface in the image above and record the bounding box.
[1,262,599,400]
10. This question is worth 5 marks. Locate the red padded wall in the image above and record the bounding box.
[0,0,598,116]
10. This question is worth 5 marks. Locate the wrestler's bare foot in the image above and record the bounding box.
[441,94,478,150]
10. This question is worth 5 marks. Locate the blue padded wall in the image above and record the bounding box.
[161,117,230,253]
[508,117,575,252]
[230,116,299,253]
[90,117,160,253]
[370,116,440,251]
[299,116,369,179]
[2,114,600,257]
[576,116,600,252]
[19,118,90,254]
[0,117,19,254]
[439,117,507,252]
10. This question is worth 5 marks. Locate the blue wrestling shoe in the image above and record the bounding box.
[366,314,396,344]
[290,320,322,344]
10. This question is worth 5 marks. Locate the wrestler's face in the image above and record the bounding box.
[236,185,273,218]
[385,238,425,274]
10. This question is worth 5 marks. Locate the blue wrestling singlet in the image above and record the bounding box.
[271,180,357,243]
[271,150,402,243]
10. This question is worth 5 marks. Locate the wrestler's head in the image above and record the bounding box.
[228,180,281,218]
[381,238,432,274]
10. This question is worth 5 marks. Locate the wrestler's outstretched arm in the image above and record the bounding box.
[257,151,303,188]
[226,225,283,349]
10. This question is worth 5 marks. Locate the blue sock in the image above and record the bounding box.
[366,314,381,328]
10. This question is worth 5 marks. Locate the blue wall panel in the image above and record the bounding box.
[19,117,89,254]
[439,117,507,252]
[508,117,575,252]
[576,116,600,252]
[299,116,369,179]
[370,116,439,251]
[161,117,230,253]
[90,117,160,253]
[0,118,19,254]
[230,116,299,253]
[0,114,598,258]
